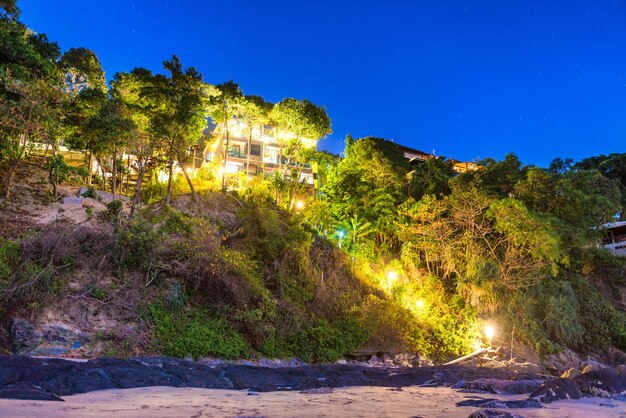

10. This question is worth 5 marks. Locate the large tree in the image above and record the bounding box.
[270,98,332,175]
[206,80,243,189]
[146,56,212,204]
[58,47,107,97]
[82,98,135,201]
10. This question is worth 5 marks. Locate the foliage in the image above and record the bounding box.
[145,302,251,359]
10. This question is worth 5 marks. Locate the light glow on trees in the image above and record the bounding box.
[484,325,495,340]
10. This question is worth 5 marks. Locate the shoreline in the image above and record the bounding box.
[0,385,624,417]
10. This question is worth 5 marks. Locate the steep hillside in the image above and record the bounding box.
[0,165,390,361]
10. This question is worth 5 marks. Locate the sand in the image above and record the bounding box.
[0,386,624,418]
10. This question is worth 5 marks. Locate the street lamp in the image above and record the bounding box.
[386,270,398,292]
[484,325,495,344]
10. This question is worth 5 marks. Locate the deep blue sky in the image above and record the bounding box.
[20,1,626,166]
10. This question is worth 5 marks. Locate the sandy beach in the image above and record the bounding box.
[0,385,624,418]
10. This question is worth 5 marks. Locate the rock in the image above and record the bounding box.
[257,358,306,368]
[529,378,581,402]
[10,319,87,356]
[541,360,564,376]
[617,364,626,376]
[457,398,541,408]
[335,359,347,365]
[575,369,626,398]
[462,379,543,395]
[62,197,83,205]
[580,359,611,374]
[381,354,395,366]
[196,358,226,368]
[506,362,542,375]
[11,318,41,354]
[467,409,526,418]
[368,355,382,365]
[392,353,410,366]
[560,368,581,379]
[0,383,63,401]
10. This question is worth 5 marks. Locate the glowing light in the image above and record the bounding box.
[415,299,424,309]
[157,171,168,183]
[295,200,305,210]
[484,325,495,340]
[386,270,398,281]
[337,230,345,238]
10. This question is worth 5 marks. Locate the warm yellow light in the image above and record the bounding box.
[484,325,495,340]
[386,270,398,281]
[295,200,305,210]
[415,299,424,309]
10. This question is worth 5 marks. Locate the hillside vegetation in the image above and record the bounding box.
[2,0,626,363]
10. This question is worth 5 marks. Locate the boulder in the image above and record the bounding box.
[11,318,41,354]
[540,360,566,376]
[368,355,382,365]
[462,379,543,395]
[392,353,410,367]
[580,359,611,374]
[560,368,581,379]
[575,369,626,398]
[0,383,63,401]
[529,378,581,402]
[467,409,525,418]
[506,362,542,375]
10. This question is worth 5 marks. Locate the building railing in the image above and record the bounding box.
[603,234,626,245]
[227,150,246,159]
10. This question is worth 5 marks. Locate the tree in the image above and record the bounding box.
[146,56,212,204]
[58,47,107,96]
[0,79,65,198]
[82,98,135,201]
[325,137,408,246]
[206,80,243,189]
[515,167,621,248]
[408,156,455,200]
[456,153,525,198]
[271,98,332,178]
[110,68,158,216]
[574,153,626,218]
[237,94,271,179]
[0,0,18,19]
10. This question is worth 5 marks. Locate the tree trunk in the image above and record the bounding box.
[5,135,28,200]
[87,152,93,186]
[112,149,117,201]
[221,120,230,190]
[179,151,197,201]
[40,141,49,168]
[130,154,150,218]
[165,142,174,206]
[246,131,251,184]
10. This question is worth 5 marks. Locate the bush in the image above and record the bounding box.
[81,186,98,199]
[105,200,123,221]
[145,303,251,359]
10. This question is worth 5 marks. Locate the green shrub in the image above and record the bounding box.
[81,186,98,199]
[573,275,626,350]
[105,200,123,221]
[117,215,159,268]
[166,282,187,310]
[0,239,19,281]
[145,303,251,359]
[285,316,367,362]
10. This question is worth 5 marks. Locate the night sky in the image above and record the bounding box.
[20,1,626,166]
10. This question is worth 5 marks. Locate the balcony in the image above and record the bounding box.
[227,150,246,159]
